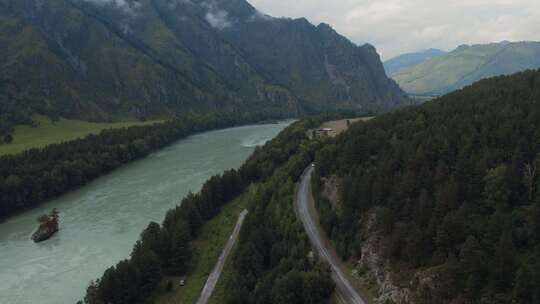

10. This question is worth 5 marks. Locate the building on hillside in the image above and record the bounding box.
[318,128,333,136]
[308,127,335,139]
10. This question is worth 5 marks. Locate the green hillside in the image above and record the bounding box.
[0,0,409,141]
[314,69,540,303]
[383,48,447,75]
[392,41,540,95]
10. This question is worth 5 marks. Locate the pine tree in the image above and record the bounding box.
[532,196,540,242]
[514,265,533,303]
[459,235,484,276]
[483,165,510,210]
[168,220,192,275]
[459,235,485,295]
[414,189,433,228]
[433,177,459,224]
[132,249,162,297]
[435,211,465,253]
[490,231,516,291]
[114,260,142,304]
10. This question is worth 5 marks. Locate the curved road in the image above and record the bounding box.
[196,209,248,304]
[295,166,367,304]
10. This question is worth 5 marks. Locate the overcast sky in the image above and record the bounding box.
[249,0,540,60]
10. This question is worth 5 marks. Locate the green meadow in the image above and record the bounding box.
[0,115,160,156]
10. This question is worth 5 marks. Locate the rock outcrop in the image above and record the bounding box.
[32,209,59,243]
[32,223,59,242]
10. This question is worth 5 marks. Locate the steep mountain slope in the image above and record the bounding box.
[314,69,540,303]
[0,0,297,122]
[217,0,409,112]
[384,48,446,75]
[0,0,409,140]
[392,41,540,95]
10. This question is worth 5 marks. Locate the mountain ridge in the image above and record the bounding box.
[391,41,540,95]
[384,48,447,75]
[0,0,410,141]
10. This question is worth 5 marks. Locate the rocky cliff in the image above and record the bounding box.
[0,0,409,132]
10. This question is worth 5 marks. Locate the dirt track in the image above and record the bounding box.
[195,209,248,304]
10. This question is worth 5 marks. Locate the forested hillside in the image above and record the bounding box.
[0,0,409,140]
[224,124,334,304]
[82,118,335,304]
[314,69,540,303]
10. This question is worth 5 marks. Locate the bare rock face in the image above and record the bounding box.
[359,212,413,304]
[32,223,59,243]
[321,175,341,208]
[355,211,477,304]
[32,209,59,243]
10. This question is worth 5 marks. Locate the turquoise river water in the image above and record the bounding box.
[0,121,292,304]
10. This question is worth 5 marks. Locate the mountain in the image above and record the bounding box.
[391,41,540,95]
[383,48,446,75]
[314,69,540,303]
[0,0,409,138]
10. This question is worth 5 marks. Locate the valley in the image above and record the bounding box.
[0,0,409,141]
[0,121,291,304]
[1,0,540,303]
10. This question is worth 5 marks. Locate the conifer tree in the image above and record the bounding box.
[490,231,516,291]
[168,220,192,275]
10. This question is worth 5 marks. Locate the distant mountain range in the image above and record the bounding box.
[383,48,447,75]
[389,41,540,95]
[0,0,409,136]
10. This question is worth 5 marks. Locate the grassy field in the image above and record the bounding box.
[152,190,250,304]
[320,117,374,137]
[0,115,161,156]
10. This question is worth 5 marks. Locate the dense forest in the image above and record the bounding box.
[224,123,334,304]
[0,79,34,142]
[314,69,540,303]
[0,111,288,218]
[82,118,335,304]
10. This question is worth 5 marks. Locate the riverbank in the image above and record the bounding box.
[0,112,292,219]
[0,121,292,304]
[82,119,326,304]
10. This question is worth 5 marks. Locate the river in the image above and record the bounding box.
[0,121,292,304]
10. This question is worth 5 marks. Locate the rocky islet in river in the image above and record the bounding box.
[32,209,59,242]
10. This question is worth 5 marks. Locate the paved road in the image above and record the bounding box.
[295,166,368,304]
[195,209,248,304]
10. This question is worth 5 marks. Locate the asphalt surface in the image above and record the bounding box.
[295,166,368,304]
[195,209,248,304]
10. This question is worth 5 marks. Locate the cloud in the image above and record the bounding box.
[202,1,232,30]
[81,0,141,16]
[247,10,274,22]
[205,10,231,30]
[248,0,540,59]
